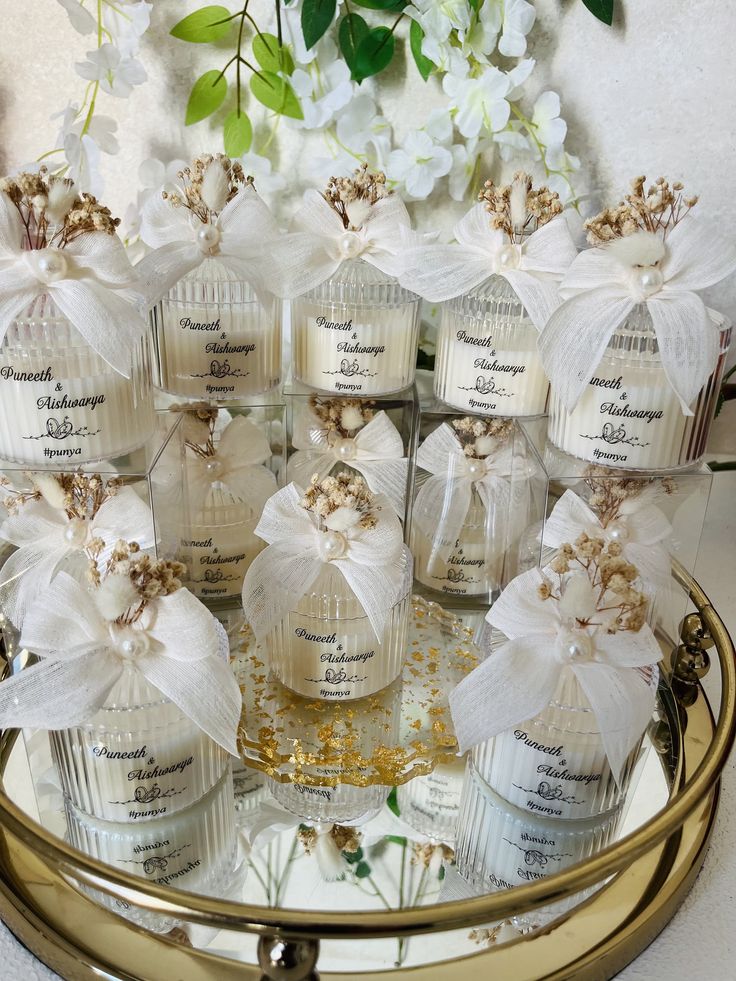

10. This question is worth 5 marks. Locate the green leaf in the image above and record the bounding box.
[338,13,369,78]
[409,20,433,81]
[250,71,303,119]
[386,787,400,817]
[354,26,395,81]
[252,32,295,74]
[185,70,228,125]
[581,0,614,25]
[343,846,364,863]
[223,109,252,156]
[353,0,406,9]
[386,834,407,846]
[302,0,336,49]
[438,865,446,880]
[170,5,233,43]
[355,861,371,878]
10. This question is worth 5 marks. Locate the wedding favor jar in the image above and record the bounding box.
[547,306,732,470]
[280,166,421,396]
[0,171,154,465]
[139,155,282,399]
[396,758,466,841]
[400,173,576,417]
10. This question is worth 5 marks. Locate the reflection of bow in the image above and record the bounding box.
[450,566,660,781]
[268,190,415,299]
[137,183,281,306]
[242,483,409,641]
[0,572,241,755]
[400,206,578,330]
[413,423,513,563]
[288,410,408,517]
[540,216,736,412]
[0,194,146,374]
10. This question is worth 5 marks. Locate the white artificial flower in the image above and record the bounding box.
[335,94,392,168]
[421,33,469,78]
[498,0,536,57]
[290,53,354,130]
[57,0,96,34]
[443,66,512,139]
[75,43,147,98]
[460,1,501,62]
[506,57,535,100]
[102,1,152,58]
[386,129,452,200]
[532,91,567,149]
[544,145,581,202]
[448,138,480,201]
[238,152,287,206]
[64,133,103,196]
[407,0,471,42]
[281,0,341,66]
[424,107,453,146]
[495,126,531,162]
[303,148,357,187]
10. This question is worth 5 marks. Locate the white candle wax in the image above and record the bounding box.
[434,278,549,418]
[0,309,154,466]
[396,758,466,841]
[50,667,228,823]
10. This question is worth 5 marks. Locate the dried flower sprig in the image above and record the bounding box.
[298,823,361,857]
[582,465,676,527]
[585,176,699,246]
[323,163,390,230]
[170,402,220,459]
[479,171,563,243]
[411,842,454,870]
[0,168,120,250]
[93,539,186,619]
[309,396,375,440]
[163,154,253,222]
[0,471,120,523]
[538,534,648,634]
[301,472,378,530]
[450,416,514,458]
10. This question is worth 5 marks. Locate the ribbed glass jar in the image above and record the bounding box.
[50,664,228,824]
[232,762,268,817]
[268,545,412,701]
[548,306,732,470]
[291,259,420,395]
[475,667,648,821]
[434,276,549,417]
[181,486,265,602]
[270,777,389,824]
[0,295,154,465]
[454,760,619,926]
[396,758,466,842]
[411,487,504,599]
[152,258,281,399]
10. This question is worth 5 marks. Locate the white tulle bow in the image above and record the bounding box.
[186,416,277,514]
[0,484,154,629]
[287,410,408,518]
[268,190,414,299]
[543,488,672,589]
[399,206,578,330]
[413,423,512,562]
[136,183,281,306]
[242,483,408,640]
[449,566,660,781]
[0,194,145,375]
[0,572,241,754]
[539,216,736,412]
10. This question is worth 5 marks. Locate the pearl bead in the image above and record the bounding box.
[114,627,149,660]
[196,223,222,254]
[556,628,593,664]
[497,244,520,270]
[333,437,357,461]
[636,265,664,295]
[337,230,363,259]
[606,520,629,544]
[64,518,87,547]
[318,529,347,561]
[35,248,68,283]
[205,457,224,479]
[466,458,486,480]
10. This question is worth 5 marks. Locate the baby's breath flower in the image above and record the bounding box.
[479,171,563,242]
[323,163,390,230]
[585,176,696,245]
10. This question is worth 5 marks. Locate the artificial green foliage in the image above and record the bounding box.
[581,0,615,25]
[170,5,234,42]
[185,70,228,125]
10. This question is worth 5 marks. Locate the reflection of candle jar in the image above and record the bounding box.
[291,259,420,396]
[182,487,265,601]
[233,763,268,816]
[476,668,648,821]
[548,307,732,470]
[50,664,228,824]
[396,758,466,841]
[151,258,281,399]
[268,547,412,700]
[0,296,154,465]
[411,489,503,599]
[270,777,389,825]
[434,277,548,417]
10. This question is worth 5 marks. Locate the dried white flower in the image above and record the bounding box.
[32,473,67,511]
[323,506,362,533]
[509,174,528,230]
[606,229,666,268]
[200,159,230,214]
[340,404,366,432]
[313,829,346,881]
[558,572,598,621]
[94,572,140,621]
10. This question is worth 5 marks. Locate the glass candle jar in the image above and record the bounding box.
[50,664,228,824]
[475,667,650,821]
[268,546,412,701]
[411,487,504,599]
[181,486,266,602]
[548,307,732,471]
[291,259,421,396]
[434,276,549,417]
[396,758,466,842]
[0,295,154,466]
[151,258,281,399]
